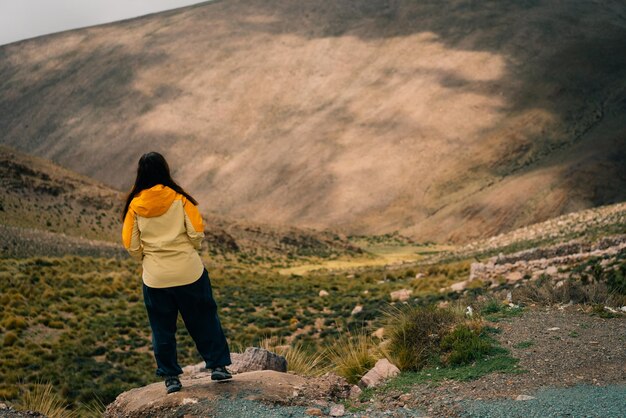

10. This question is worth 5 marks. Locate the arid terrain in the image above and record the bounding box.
[1,0,625,242]
[1,1,626,417]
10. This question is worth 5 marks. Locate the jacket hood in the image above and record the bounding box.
[130,185,178,218]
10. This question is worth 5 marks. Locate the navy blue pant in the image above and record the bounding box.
[142,269,231,377]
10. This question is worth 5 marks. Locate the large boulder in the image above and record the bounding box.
[104,370,306,418]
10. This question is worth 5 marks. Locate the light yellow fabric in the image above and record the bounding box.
[122,185,205,288]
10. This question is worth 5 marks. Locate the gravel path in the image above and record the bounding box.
[463,384,626,418]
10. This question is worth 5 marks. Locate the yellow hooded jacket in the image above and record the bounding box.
[122,185,205,288]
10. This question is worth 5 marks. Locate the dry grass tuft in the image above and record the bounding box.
[18,383,75,418]
[260,337,331,377]
[326,331,381,384]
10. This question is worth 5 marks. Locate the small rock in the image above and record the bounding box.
[229,347,287,373]
[505,271,523,283]
[469,263,485,280]
[546,266,558,275]
[329,404,345,416]
[620,306,626,312]
[351,305,363,315]
[182,398,198,405]
[305,407,323,416]
[372,327,385,339]
[359,358,400,388]
[515,395,536,401]
[349,385,362,399]
[450,280,469,292]
[437,300,450,308]
[390,288,412,301]
[399,393,412,402]
[319,290,329,297]
[547,327,560,331]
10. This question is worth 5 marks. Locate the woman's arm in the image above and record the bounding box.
[182,197,205,250]
[122,208,143,260]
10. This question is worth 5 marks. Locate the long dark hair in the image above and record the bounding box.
[122,152,198,219]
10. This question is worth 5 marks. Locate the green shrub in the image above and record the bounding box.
[384,305,459,371]
[2,316,28,330]
[440,324,496,366]
[604,262,626,295]
[3,332,18,347]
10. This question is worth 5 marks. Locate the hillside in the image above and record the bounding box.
[1,0,624,242]
[0,145,123,242]
[0,146,360,261]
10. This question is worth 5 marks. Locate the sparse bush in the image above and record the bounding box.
[513,276,622,306]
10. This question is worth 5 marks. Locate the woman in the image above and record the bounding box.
[122,152,232,394]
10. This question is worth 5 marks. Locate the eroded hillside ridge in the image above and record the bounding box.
[1,0,625,242]
[0,146,360,260]
[468,234,626,286]
[457,201,626,257]
[0,145,123,243]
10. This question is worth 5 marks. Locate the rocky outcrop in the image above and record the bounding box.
[104,370,306,418]
[447,235,626,291]
[231,347,287,374]
[106,367,354,417]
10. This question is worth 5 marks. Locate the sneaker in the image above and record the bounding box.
[164,376,182,393]
[211,366,232,381]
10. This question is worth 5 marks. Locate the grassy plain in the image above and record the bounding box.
[0,253,455,408]
[278,242,452,276]
[1,215,625,414]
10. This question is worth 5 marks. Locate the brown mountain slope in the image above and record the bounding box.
[1,0,625,242]
[0,146,359,259]
[0,145,123,242]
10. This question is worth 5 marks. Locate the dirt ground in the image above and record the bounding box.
[371,306,626,416]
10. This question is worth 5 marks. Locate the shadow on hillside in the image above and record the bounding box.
[0,44,183,187]
[217,0,626,213]
[0,0,625,236]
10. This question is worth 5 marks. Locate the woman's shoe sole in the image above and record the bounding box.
[211,373,232,381]
[166,385,182,394]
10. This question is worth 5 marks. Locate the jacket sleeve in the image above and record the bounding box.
[182,197,205,250]
[122,208,143,261]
